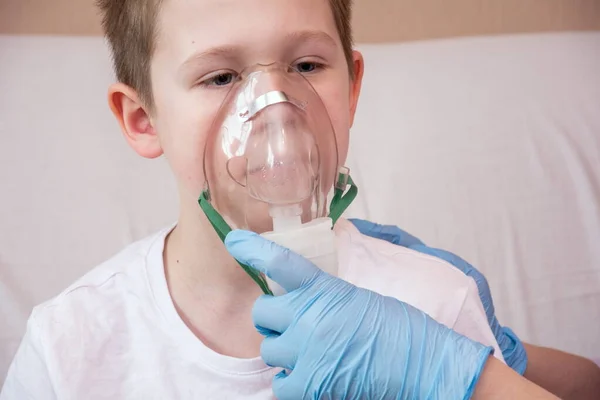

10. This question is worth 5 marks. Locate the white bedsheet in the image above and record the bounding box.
[1,31,599,382]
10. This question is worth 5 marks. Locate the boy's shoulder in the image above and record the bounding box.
[30,225,172,329]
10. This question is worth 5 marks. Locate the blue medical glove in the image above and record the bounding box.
[349,218,528,375]
[225,230,493,400]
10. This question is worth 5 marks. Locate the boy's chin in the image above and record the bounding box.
[179,187,324,234]
[233,199,319,234]
[198,197,309,234]
[223,202,276,233]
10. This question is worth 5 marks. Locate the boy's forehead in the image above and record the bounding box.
[155,0,340,63]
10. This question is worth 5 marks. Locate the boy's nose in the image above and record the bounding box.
[251,68,290,97]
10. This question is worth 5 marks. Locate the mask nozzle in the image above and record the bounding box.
[269,204,302,232]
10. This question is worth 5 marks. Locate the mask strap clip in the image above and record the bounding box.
[328,167,358,225]
[198,191,274,295]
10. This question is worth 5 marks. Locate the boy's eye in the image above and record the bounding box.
[294,62,321,74]
[201,72,237,87]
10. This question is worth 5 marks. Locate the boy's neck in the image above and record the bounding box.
[162,199,264,358]
[164,201,261,298]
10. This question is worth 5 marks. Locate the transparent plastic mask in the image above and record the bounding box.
[202,63,340,233]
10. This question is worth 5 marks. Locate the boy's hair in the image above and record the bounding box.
[97,0,354,109]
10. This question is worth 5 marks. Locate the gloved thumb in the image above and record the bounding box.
[225,230,323,293]
[349,218,425,247]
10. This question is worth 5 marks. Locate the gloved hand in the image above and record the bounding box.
[349,218,528,375]
[225,230,493,400]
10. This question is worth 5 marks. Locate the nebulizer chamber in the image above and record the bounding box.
[201,63,350,295]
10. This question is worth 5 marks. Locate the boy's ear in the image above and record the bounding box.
[107,83,163,159]
[348,50,365,127]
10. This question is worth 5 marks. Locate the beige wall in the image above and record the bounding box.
[354,0,600,42]
[0,0,599,42]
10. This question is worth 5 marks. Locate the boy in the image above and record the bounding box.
[1,0,504,398]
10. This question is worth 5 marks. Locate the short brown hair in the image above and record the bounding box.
[97,0,354,108]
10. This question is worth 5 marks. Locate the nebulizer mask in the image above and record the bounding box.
[199,63,357,295]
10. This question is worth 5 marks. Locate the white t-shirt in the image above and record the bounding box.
[1,219,503,400]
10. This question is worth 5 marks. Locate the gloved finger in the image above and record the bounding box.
[225,230,324,292]
[272,368,303,400]
[349,218,425,247]
[252,294,294,335]
[260,334,297,370]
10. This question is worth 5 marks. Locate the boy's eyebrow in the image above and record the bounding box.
[180,45,242,71]
[285,30,338,49]
[179,30,337,73]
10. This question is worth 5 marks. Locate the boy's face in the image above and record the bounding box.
[112,0,363,204]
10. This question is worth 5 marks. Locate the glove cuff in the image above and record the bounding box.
[462,345,494,400]
[498,327,528,375]
[431,332,494,400]
[415,326,494,400]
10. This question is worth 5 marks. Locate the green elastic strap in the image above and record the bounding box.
[198,172,358,295]
[198,191,273,295]
[328,174,357,224]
